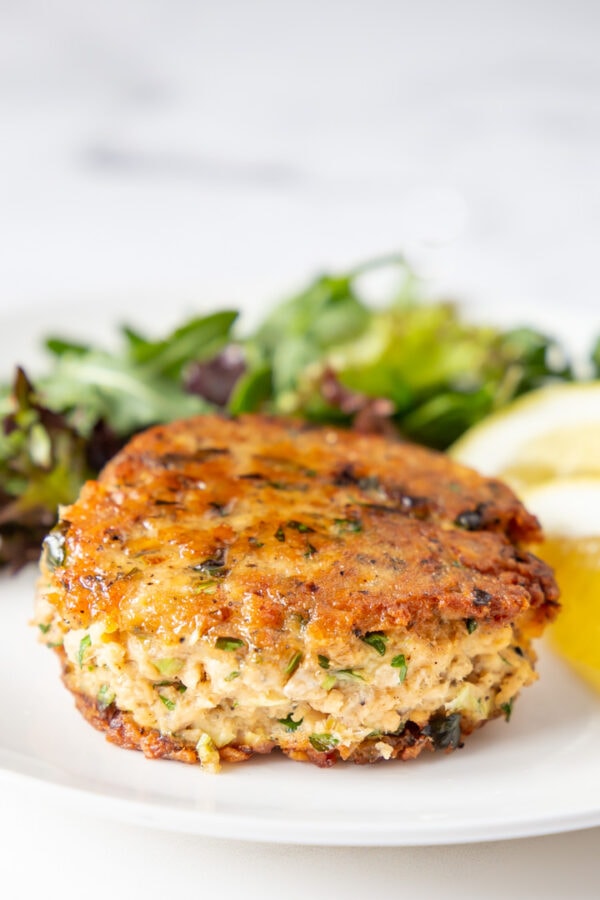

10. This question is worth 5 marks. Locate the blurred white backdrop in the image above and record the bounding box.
[1,0,599,327]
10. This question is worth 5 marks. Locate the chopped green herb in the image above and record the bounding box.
[465,618,478,634]
[333,517,363,533]
[304,543,318,558]
[37,622,51,634]
[318,654,330,669]
[391,653,408,682]
[77,634,91,668]
[215,637,245,651]
[284,651,303,677]
[278,713,304,732]
[287,520,315,533]
[248,537,265,548]
[423,713,462,750]
[225,670,240,682]
[193,553,227,576]
[158,694,176,711]
[321,674,337,691]
[361,631,388,656]
[500,700,513,722]
[309,733,340,752]
[274,525,286,542]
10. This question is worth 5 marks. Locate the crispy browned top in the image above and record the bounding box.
[43,414,559,648]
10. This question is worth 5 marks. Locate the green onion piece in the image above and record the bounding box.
[38,623,51,635]
[278,713,304,732]
[196,580,218,594]
[285,651,303,677]
[304,543,318,558]
[77,634,91,668]
[391,653,408,682]
[318,654,330,669]
[500,700,513,722]
[361,631,388,656]
[275,526,286,542]
[309,733,340,752]
[225,671,240,682]
[97,684,116,711]
[335,668,365,682]
[465,618,478,634]
[153,657,183,676]
[159,694,176,711]
[215,637,245,651]
[321,674,337,691]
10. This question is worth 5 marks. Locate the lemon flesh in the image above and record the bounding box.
[520,480,600,695]
[538,535,600,693]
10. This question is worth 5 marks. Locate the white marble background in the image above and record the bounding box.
[2,0,599,324]
[1,3,600,898]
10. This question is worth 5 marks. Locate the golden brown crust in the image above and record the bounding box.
[45,414,559,654]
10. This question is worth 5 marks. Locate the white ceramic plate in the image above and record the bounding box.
[1,300,599,847]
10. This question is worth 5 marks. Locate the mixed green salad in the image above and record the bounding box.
[1,256,594,571]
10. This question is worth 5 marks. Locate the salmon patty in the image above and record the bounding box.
[34,414,559,771]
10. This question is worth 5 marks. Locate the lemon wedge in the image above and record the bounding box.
[450,382,600,494]
[520,479,600,694]
[450,383,600,695]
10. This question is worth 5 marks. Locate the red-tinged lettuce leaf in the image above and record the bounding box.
[0,368,92,571]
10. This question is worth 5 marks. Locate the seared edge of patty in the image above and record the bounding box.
[36,594,541,771]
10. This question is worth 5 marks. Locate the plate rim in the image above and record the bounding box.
[2,761,600,846]
[1,299,599,847]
